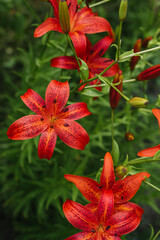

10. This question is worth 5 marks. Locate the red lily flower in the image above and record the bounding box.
[130,39,142,72]
[51,36,119,91]
[7,80,91,160]
[137,64,160,81]
[138,109,160,157]
[34,0,113,58]
[64,152,150,205]
[63,189,144,240]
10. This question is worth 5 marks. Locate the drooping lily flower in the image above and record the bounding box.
[64,152,150,205]
[130,39,142,72]
[51,36,119,91]
[137,64,160,81]
[34,0,113,57]
[63,189,144,240]
[7,80,91,160]
[138,109,160,157]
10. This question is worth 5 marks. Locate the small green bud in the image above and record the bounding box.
[115,165,128,179]
[59,0,70,34]
[129,97,149,108]
[119,0,128,21]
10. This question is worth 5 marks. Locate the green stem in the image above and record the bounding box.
[123,79,136,83]
[67,34,81,68]
[120,45,160,61]
[117,20,123,60]
[144,181,160,192]
[70,60,118,93]
[111,109,114,154]
[125,157,160,166]
[152,230,160,240]
[90,0,110,7]
[98,76,130,101]
[24,0,41,23]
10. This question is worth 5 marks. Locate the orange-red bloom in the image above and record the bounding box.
[63,189,143,240]
[34,0,113,57]
[137,64,160,81]
[64,152,150,205]
[51,36,119,91]
[138,109,160,157]
[109,70,123,109]
[7,80,91,160]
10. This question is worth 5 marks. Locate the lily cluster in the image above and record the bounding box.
[63,152,150,239]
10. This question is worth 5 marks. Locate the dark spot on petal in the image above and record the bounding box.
[53,99,57,103]
[63,123,69,127]
[76,5,78,12]
[98,185,104,189]
[99,49,104,56]
[42,105,46,108]
[41,118,44,121]
[121,196,124,200]
[68,2,71,9]
[106,226,111,230]
[90,49,94,54]
[63,108,68,113]
[50,126,54,129]
[91,229,96,233]
[104,59,112,63]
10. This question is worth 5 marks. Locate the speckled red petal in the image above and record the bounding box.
[137,144,160,157]
[152,108,160,129]
[112,172,150,204]
[38,127,57,160]
[96,189,114,223]
[63,200,99,231]
[20,89,47,115]
[51,56,78,69]
[67,0,78,21]
[49,0,59,19]
[69,32,87,59]
[54,119,89,150]
[90,59,119,77]
[34,18,62,38]
[114,202,144,219]
[7,115,50,140]
[100,152,115,189]
[45,80,69,116]
[58,102,91,120]
[65,232,96,240]
[64,174,101,202]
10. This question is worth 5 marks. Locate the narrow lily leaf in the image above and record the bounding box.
[153,150,160,159]
[80,88,104,97]
[149,224,155,240]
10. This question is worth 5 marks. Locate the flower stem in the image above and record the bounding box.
[90,0,110,7]
[144,181,160,192]
[152,230,160,240]
[117,20,123,60]
[123,79,136,83]
[67,34,81,68]
[24,0,41,23]
[125,157,160,166]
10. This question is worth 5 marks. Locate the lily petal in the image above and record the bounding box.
[90,59,119,77]
[96,189,114,223]
[38,127,57,160]
[49,0,59,19]
[51,56,78,69]
[152,108,160,128]
[54,119,89,150]
[64,174,101,202]
[34,18,62,38]
[63,200,99,231]
[58,102,91,120]
[65,232,96,240]
[67,0,78,21]
[114,202,144,219]
[69,32,87,58]
[112,172,150,204]
[105,210,140,235]
[89,36,113,60]
[7,115,50,140]
[102,234,121,240]
[45,80,69,116]
[137,144,160,157]
[100,152,115,189]
[20,89,47,115]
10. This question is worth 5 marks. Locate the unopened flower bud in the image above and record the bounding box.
[129,97,149,108]
[119,0,128,21]
[137,64,160,81]
[115,165,128,179]
[142,36,152,49]
[130,39,142,71]
[109,70,123,109]
[59,0,70,34]
[125,132,134,141]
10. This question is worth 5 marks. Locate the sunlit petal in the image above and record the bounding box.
[137,144,160,157]
[51,56,78,69]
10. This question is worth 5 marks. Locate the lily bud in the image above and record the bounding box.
[130,39,142,71]
[125,132,134,141]
[59,0,70,34]
[137,64,160,81]
[142,36,152,49]
[109,70,123,109]
[119,0,128,21]
[129,97,149,108]
[115,165,128,179]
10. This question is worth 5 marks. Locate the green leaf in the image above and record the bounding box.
[119,50,134,62]
[111,139,119,165]
[153,150,160,159]
[78,58,89,81]
[80,88,104,97]
[149,224,155,240]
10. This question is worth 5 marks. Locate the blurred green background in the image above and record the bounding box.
[0,0,160,239]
